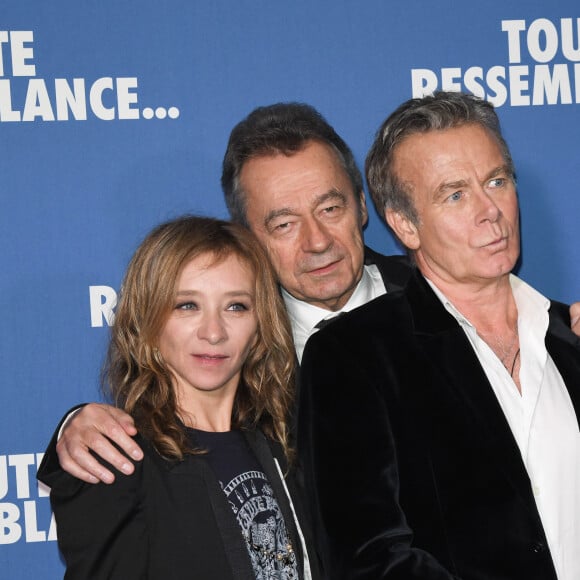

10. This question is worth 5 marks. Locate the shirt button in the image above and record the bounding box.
[532,542,546,553]
[532,485,541,496]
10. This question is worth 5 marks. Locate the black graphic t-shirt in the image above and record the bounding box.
[192,429,299,580]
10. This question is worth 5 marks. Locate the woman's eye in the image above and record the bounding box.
[175,302,197,311]
[227,302,249,312]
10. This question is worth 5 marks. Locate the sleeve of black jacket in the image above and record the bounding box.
[38,428,147,579]
[296,321,458,579]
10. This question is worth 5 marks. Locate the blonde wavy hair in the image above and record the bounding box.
[103,215,296,460]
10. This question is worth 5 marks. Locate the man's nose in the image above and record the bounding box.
[301,218,333,253]
[475,189,501,224]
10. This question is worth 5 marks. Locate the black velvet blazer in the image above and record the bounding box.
[298,268,580,579]
[38,425,320,580]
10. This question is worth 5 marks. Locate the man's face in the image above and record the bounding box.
[387,124,520,287]
[239,140,367,311]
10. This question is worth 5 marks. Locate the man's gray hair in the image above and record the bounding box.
[365,91,515,225]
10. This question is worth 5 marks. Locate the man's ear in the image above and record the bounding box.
[385,209,420,250]
[358,190,368,227]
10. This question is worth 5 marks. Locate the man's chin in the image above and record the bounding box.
[302,281,356,310]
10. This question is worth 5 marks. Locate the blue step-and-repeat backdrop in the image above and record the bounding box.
[1,1,579,577]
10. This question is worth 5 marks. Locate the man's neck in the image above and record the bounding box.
[423,271,516,333]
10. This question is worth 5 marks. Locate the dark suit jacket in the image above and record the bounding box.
[38,426,320,580]
[363,246,411,294]
[298,268,580,579]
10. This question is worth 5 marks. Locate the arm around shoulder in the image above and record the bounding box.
[53,402,143,484]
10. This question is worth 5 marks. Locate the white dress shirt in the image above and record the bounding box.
[282,264,387,362]
[427,274,580,580]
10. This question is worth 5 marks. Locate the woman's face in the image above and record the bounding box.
[158,252,258,407]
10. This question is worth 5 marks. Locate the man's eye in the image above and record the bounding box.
[489,178,505,188]
[321,203,345,216]
[448,191,462,202]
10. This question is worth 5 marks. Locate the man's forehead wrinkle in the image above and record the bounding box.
[262,188,349,228]
[437,179,469,194]
[436,164,509,194]
[312,189,348,207]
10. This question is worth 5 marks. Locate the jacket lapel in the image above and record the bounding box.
[199,458,256,580]
[546,300,580,429]
[406,271,537,509]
